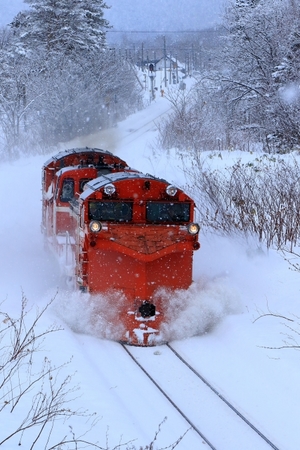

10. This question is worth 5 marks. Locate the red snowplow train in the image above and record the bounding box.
[42,147,200,345]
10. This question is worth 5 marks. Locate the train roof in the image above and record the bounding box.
[43,147,127,169]
[80,172,171,201]
[55,165,97,176]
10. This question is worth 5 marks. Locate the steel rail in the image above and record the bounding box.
[122,344,217,450]
[167,343,280,450]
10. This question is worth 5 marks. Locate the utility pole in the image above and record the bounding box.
[148,63,156,101]
[192,44,194,76]
[163,35,167,88]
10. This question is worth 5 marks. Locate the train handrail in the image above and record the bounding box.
[65,231,72,265]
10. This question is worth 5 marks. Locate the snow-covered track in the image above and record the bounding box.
[122,344,216,450]
[121,107,172,146]
[122,343,280,450]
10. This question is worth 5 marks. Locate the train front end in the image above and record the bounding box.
[75,172,200,346]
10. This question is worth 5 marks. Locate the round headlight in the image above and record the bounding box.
[166,185,177,196]
[188,223,200,235]
[104,183,116,195]
[89,221,102,233]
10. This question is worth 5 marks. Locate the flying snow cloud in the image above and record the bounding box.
[279,83,300,104]
[158,277,242,342]
[52,276,241,344]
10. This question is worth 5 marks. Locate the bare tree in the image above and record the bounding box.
[254,307,300,351]
[156,77,226,153]
[0,294,100,448]
[184,153,300,251]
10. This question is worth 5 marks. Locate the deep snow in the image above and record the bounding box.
[1,92,300,449]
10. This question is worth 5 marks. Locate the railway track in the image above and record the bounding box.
[120,107,172,146]
[122,343,280,450]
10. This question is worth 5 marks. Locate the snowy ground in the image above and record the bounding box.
[1,92,300,449]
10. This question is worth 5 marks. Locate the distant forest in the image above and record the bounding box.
[154,0,300,154]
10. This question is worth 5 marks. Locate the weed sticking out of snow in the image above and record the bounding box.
[52,290,125,341]
[157,277,242,342]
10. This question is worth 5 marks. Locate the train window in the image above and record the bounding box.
[88,201,133,222]
[79,178,91,193]
[146,202,190,223]
[60,178,74,202]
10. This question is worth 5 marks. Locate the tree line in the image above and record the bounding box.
[0,0,143,159]
[2,0,299,158]
[158,0,300,154]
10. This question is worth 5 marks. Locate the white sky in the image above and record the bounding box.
[0,0,225,29]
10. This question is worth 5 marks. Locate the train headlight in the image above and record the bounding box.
[89,220,102,233]
[188,223,200,235]
[104,183,116,195]
[166,185,177,196]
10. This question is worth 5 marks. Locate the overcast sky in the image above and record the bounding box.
[1,0,25,26]
[105,0,224,31]
[1,0,225,29]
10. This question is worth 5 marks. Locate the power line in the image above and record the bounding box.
[106,29,217,33]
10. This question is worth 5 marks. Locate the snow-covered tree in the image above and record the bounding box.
[222,0,300,151]
[12,0,110,56]
[0,1,142,156]
[0,29,32,156]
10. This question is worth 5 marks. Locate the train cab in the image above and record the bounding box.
[73,171,200,345]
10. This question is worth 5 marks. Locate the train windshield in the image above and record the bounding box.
[88,201,133,222]
[146,202,190,223]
